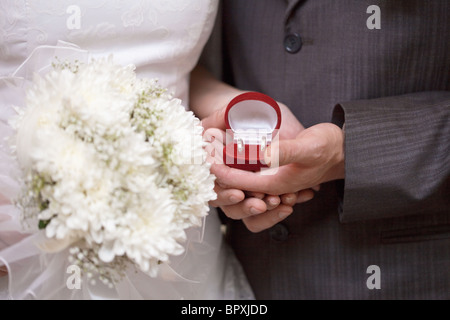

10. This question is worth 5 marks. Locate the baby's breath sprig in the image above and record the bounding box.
[51,57,82,74]
[68,246,131,288]
[131,82,169,139]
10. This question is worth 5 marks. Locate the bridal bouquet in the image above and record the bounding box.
[9,57,216,285]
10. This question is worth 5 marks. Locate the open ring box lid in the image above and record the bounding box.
[224,92,282,171]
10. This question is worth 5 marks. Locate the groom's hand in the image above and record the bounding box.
[204,128,286,222]
[202,102,320,232]
[205,129,309,232]
[210,123,345,196]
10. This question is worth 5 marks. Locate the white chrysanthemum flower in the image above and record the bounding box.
[12,57,216,279]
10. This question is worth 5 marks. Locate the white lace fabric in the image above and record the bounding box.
[0,0,217,104]
[0,0,254,300]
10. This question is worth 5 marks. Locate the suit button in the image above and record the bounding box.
[270,223,289,242]
[284,33,302,54]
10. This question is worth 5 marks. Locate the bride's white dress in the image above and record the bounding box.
[0,0,254,300]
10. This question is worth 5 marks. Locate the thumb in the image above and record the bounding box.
[201,107,227,131]
[264,139,302,168]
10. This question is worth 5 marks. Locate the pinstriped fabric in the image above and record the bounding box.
[222,0,450,299]
[338,92,450,222]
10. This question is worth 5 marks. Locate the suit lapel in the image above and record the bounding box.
[284,0,306,28]
[285,0,302,14]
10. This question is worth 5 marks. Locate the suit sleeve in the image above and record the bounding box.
[332,91,450,223]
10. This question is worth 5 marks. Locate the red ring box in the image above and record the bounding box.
[223,92,282,172]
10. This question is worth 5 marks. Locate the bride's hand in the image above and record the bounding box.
[210,188,317,233]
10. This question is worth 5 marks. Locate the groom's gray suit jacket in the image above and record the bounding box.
[217,0,450,299]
